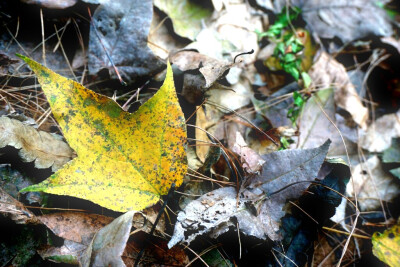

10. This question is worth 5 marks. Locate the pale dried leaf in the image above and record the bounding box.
[0,116,74,171]
[80,211,135,267]
[359,110,400,152]
[347,155,400,211]
[309,52,368,129]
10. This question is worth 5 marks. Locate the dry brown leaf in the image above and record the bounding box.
[0,187,38,224]
[38,209,165,246]
[0,116,74,171]
[38,212,113,245]
[309,52,368,129]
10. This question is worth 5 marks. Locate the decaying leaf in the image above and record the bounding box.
[309,52,368,129]
[38,240,85,265]
[154,0,213,40]
[168,141,330,248]
[80,211,134,267]
[0,116,74,171]
[372,220,400,267]
[359,109,400,152]
[88,0,164,83]
[0,187,38,224]
[347,155,400,211]
[17,55,187,212]
[38,212,113,245]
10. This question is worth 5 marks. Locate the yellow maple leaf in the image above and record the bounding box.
[17,54,187,212]
[372,221,400,267]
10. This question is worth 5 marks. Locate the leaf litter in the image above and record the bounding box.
[1,0,400,266]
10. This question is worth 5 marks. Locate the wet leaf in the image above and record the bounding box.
[372,220,400,267]
[80,211,134,267]
[17,55,187,212]
[0,116,74,171]
[88,0,164,83]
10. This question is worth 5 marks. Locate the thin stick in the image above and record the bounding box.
[322,226,370,240]
[40,9,46,66]
[54,25,78,82]
[122,80,149,111]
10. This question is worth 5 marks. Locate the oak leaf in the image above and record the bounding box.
[17,54,187,212]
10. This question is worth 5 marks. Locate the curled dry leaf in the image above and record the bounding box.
[347,155,400,211]
[170,50,234,88]
[309,52,368,129]
[232,131,265,173]
[168,141,330,248]
[359,109,400,152]
[0,187,38,224]
[0,116,74,171]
